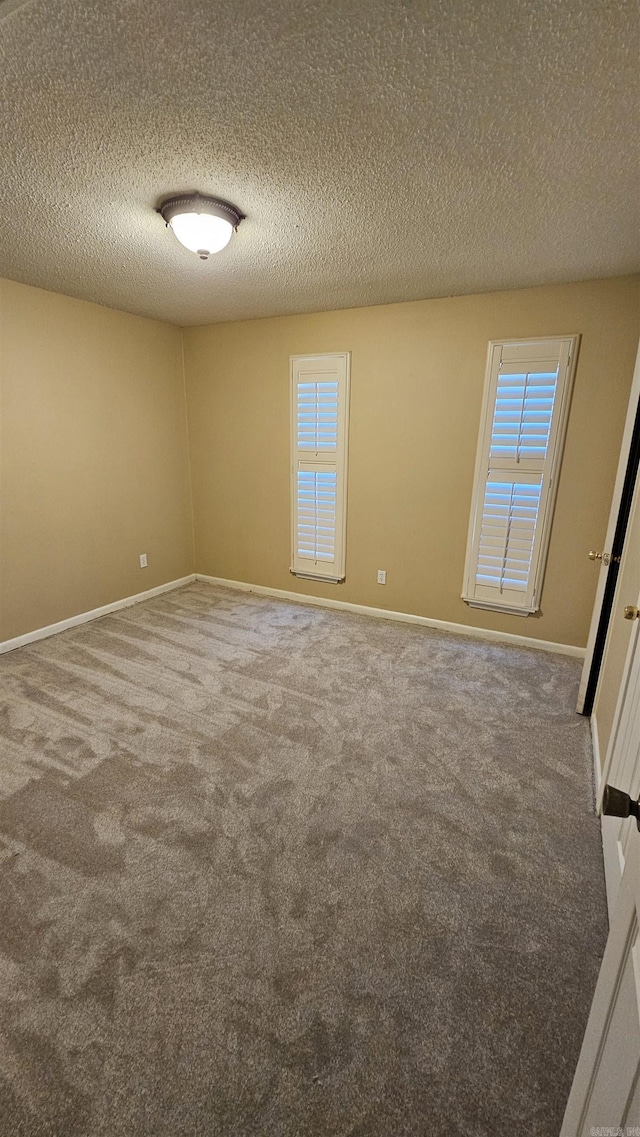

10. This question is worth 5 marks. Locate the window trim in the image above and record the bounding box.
[462,335,580,616]
[290,352,350,583]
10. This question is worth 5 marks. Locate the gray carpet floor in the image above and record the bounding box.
[0,582,608,1136]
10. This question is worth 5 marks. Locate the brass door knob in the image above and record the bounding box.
[589,550,612,565]
[588,551,619,565]
[624,605,640,621]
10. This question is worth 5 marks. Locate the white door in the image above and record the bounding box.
[599,592,640,913]
[577,340,640,713]
[594,460,640,911]
[561,591,640,1134]
[560,835,640,1136]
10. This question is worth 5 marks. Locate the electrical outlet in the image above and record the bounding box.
[377,569,386,585]
[139,553,148,568]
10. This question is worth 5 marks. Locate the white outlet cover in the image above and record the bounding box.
[377,570,386,584]
[139,554,148,568]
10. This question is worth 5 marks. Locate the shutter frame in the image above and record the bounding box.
[462,336,579,615]
[290,353,350,582]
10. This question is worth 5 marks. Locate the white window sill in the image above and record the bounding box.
[290,569,344,584]
[463,597,537,617]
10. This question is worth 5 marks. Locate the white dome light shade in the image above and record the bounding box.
[158,193,244,261]
[169,212,233,258]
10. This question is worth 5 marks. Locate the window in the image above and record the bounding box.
[462,336,579,615]
[290,353,350,582]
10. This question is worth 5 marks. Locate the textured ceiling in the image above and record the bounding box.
[1,0,638,326]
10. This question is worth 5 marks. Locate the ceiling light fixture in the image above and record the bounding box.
[157,192,244,260]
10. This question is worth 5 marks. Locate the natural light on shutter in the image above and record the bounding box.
[475,478,542,591]
[489,369,559,461]
[297,469,337,561]
[463,337,578,615]
[291,354,350,582]
[297,381,339,450]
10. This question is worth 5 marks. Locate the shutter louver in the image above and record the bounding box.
[490,369,559,461]
[475,477,542,592]
[463,338,577,615]
[297,381,339,450]
[291,355,350,582]
[296,469,337,561]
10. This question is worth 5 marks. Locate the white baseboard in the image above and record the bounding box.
[593,715,621,923]
[600,815,619,924]
[2,571,586,659]
[591,714,602,787]
[195,574,586,658]
[0,574,196,655]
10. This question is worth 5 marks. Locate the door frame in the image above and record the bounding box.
[577,340,640,714]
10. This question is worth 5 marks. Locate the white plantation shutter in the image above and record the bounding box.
[291,353,350,581]
[463,337,578,614]
[490,366,559,461]
[296,378,339,451]
[475,474,543,595]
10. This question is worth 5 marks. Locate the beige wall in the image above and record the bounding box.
[0,279,194,641]
[184,276,640,649]
[2,274,637,650]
